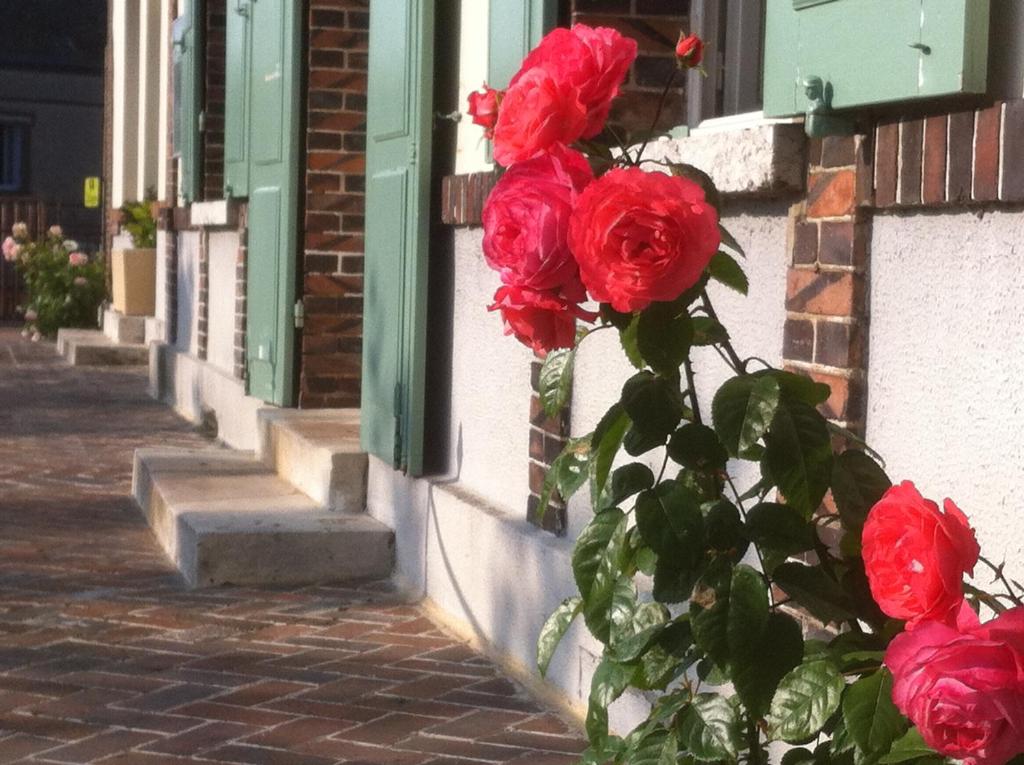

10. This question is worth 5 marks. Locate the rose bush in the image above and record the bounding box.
[470,22,1024,765]
[5,223,106,337]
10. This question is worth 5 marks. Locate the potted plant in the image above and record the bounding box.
[111,198,157,316]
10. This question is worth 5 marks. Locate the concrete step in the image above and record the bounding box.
[257,409,366,512]
[57,329,148,366]
[132,448,394,588]
[102,308,147,344]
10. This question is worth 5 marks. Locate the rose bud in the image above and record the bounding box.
[675,32,704,69]
[467,84,502,138]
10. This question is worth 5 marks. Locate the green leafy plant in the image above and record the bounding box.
[120,198,157,249]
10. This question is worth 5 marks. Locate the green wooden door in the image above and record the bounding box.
[361,0,435,475]
[244,0,301,405]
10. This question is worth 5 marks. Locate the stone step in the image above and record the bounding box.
[257,409,366,512]
[132,448,394,588]
[56,329,148,366]
[102,307,147,344]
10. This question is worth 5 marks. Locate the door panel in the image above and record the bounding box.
[244,0,301,405]
[224,0,251,196]
[361,0,434,475]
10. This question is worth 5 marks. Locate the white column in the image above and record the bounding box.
[112,0,141,208]
[136,0,163,201]
[157,0,171,201]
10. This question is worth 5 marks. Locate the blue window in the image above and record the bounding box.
[0,123,27,194]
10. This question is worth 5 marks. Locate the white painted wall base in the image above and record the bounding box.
[366,456,651,735]
[150,342,269,450]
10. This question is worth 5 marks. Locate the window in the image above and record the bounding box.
[687,0,766,128]
[0,123,28,194]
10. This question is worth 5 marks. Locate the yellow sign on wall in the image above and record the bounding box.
[83,177,101,209]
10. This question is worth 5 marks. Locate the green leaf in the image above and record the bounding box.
[554,437,590,500]
[587,657,634,745]
[620,315,644,369]
[638,303,693,375]
[668,423,728,473]
[624,425,668,457]
[768,659,846,743]
[612,601,670,662]
[601,303,634,330]
[745,502,816,573]
[606,463,655,508]
[726,565,769,660]
[733,611,805,718]
[879,729,939,764]
[622,371,686,441]
[623,729,679,765]
[692,316,730,346]
[831,451,892,532]
[573,509,629,641]
[712,375,781,459]
[636,481,705,560]
[718,223,746,257]
[773,562,856,625]
[539,348,575,418]
[782,748,817,765]
[764,398,833,518]
[690,562,732,670]
[590,404,630,507]
[842,671,907,759]
[677,693,742,761]
[537,597,581,677]
[671,162,722,212]
[704,500,748,561]
[708,251,749,295]
[770,370,831,406]
[634,621,695,690]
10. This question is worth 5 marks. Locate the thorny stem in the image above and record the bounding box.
[636,68,677,164]
[701,289,747,374]
[978,555,1024,606]
[725,471,776,610]
[683,355,702,425]
[965,582,1009,614]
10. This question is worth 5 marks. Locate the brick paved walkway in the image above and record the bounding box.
[0,328,584,764]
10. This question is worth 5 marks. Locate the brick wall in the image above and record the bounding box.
[299,0,369,408]
[570,0,689,135]
[202,0,226,202]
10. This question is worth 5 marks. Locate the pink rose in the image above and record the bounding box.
[2,236,15,261]
[489,284,595,356]
[886,604,1024,765]
[863,481,980,628]
[467,84,502,138]
[492,67,587,167]
[510,25,637,139]
[568,167,720,313]
[69,252,88,267]
[48,224,63,239]
[483,146,593,296]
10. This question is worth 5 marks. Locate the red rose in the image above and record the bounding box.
[467,84,502,137]
[567,167,719,313]
[675,33,704,68]
[510,25,638,139]
[886,605,1024,765]
[483,147,593,296]
[492,67,587,167]
[862,481,980,628]
[489,285,595,356]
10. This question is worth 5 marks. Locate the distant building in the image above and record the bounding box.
[0,0,106,246]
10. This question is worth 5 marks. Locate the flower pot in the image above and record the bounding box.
[111,248,156,316]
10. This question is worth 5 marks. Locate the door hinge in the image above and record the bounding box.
[293,299,305,329]
[408,141,418,165]
[393,382,405,470]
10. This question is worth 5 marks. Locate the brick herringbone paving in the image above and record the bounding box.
[0,328,585,764]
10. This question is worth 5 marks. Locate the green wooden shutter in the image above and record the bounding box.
[763,0,990,117]
[361,0,435,475]
[172,0,203,202]
[224,0,251,197]
[488,0,556,89]
[244,0,302,405]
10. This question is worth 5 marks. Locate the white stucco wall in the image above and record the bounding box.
[867,209,1024,579]
[206,231,239,375]
[446,228,534,514]
[175,231,200,355]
